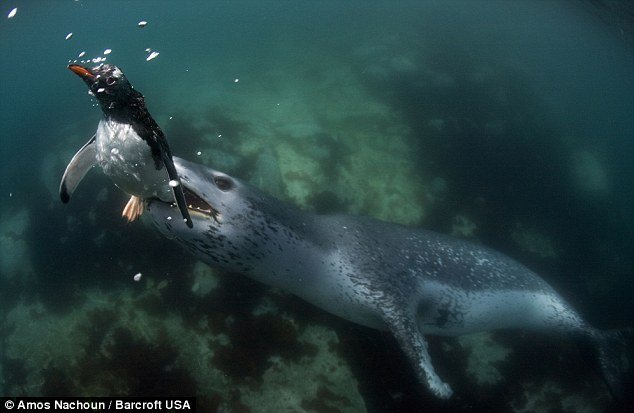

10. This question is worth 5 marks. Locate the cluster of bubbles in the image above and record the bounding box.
[63,20,156,65]
[68,49,112,65]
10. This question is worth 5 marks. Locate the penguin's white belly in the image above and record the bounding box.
[95,119,172,201]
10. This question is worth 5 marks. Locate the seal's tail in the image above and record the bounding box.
[591,328,633,400]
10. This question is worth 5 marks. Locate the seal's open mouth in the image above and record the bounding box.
[179,186,221,223]
[148,175,221,223]
[150,186,219,221]
[183,187,215,216]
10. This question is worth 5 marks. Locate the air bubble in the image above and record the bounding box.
[133,272,142,282]
[168,180,179,187]
[65,32,73,40]
[146,51,160,61]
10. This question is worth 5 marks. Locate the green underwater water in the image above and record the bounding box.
[1,1,633,412]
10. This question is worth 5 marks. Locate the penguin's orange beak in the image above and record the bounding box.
[68,64,95,80]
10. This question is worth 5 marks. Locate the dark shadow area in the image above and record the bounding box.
[356,48,633,328]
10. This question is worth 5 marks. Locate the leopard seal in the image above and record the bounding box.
[146,157,628,399]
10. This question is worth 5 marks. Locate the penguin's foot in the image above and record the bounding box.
[122,195,144,222]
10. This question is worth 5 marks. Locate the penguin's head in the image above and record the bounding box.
[68,63,140,116]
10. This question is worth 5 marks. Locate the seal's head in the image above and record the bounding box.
[150,157,224,225]
[68,63,141,119]
[146,157,313,272]
[146,157,258,270]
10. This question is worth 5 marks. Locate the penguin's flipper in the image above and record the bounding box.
[158,144,193,228]
[59,135,97,203]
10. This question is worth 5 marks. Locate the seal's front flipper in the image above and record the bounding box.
[159,146,193,228]
[383,306,453,399]
[590,328,633,401]
[60,135,97,203]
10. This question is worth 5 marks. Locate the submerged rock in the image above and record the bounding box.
[512,381,604,413]
[569,150,611,197]
[458,332,511,386]
[451,214,477,238]
[4,284,365,411]
[0,209,34,282]
[190,261,219,297]
[511,224,558,259]
[250,148,285,199]
[236,326,366,413]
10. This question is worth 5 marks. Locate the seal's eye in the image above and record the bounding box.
[105,77,116,86]
[214,176,232,191]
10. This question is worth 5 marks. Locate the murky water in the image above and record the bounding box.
[1,2,632,412]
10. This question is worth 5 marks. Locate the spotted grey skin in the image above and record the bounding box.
[146,157,627,399]
[61,64,192,228]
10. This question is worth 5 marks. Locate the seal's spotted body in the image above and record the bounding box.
[147,157,625,399]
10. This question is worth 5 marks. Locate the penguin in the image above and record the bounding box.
[60,63,193,228]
